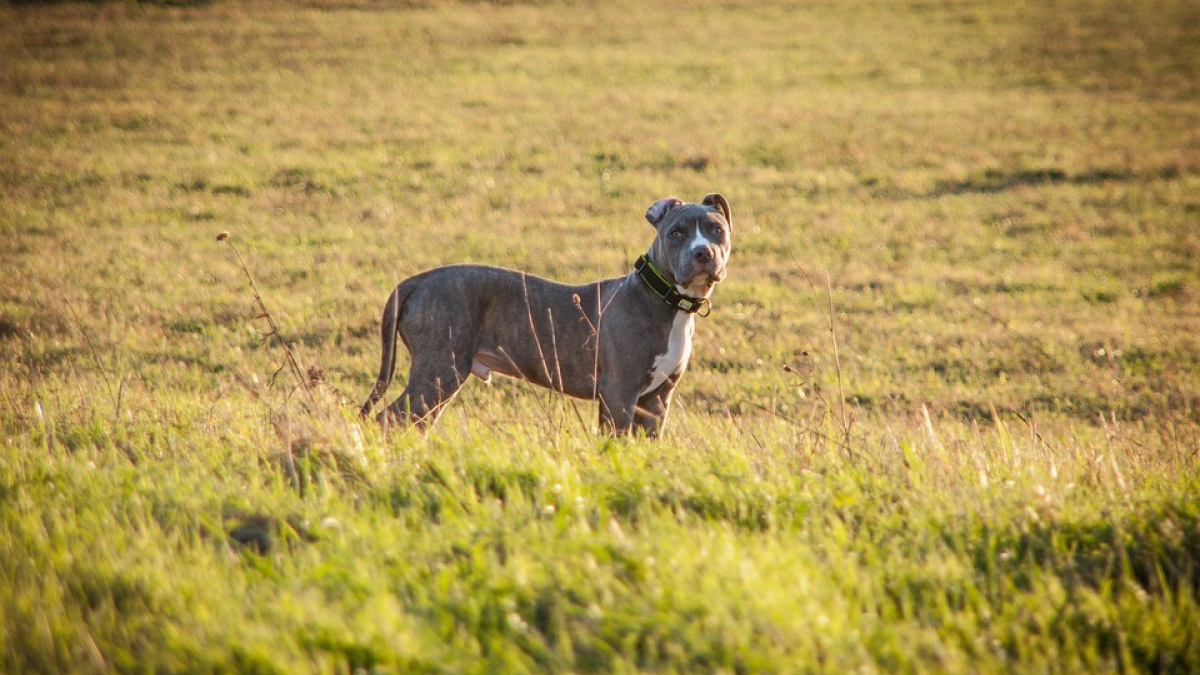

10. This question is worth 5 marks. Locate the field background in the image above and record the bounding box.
[2,0,1199,673]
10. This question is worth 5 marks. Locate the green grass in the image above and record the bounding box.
[2,0,1199,673]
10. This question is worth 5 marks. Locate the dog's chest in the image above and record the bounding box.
[639,313,695,397]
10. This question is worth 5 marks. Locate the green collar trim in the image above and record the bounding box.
[634,255,711,316]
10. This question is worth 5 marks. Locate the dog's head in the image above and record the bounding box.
[644,193,732,298]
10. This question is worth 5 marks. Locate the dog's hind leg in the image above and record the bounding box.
[377,332,475,430]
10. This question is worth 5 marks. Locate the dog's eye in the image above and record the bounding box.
[711,226,724,238]
[670,229,685,239]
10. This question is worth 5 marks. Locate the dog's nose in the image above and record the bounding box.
[693,246,714,263]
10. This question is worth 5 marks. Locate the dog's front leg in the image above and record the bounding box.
[633,384,676,438]
[597,382,640,436]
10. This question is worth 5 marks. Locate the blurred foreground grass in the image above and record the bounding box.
[1,0,1198,673]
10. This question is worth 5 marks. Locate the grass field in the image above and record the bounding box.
[2,0,1199,672]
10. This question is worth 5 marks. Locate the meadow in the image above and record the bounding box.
[1,0,1199,672]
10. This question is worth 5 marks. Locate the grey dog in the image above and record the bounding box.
[360,193,732,436]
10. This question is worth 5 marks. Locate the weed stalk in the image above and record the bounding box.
[216,231,316,409]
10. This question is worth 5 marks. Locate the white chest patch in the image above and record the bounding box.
[639,312,695,397]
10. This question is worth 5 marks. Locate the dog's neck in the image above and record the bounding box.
[633,254,711,315]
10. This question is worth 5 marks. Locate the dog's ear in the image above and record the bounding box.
[702,193,731,229]
[645,197,682,225]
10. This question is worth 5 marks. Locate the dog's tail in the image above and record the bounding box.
[359,281,415,418]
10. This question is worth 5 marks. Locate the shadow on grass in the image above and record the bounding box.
[929,165,1183,197]
[968,507,1200,595]
[878,503,1200,672]
[851,386,1200,426]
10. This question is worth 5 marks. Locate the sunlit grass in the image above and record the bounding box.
[2,0,1198,673]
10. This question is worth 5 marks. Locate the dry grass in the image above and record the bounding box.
[1,0,1198,673]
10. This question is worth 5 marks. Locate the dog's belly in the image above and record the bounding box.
[470,347,599,400]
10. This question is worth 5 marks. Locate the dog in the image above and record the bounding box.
[360,193,732,436]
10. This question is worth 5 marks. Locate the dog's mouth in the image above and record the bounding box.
[678,270,726,296]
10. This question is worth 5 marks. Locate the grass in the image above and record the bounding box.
[1,0,1199,672]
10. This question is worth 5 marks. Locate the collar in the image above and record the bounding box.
[634,255,712,316]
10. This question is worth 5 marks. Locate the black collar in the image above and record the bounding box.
[634,255,711,316]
